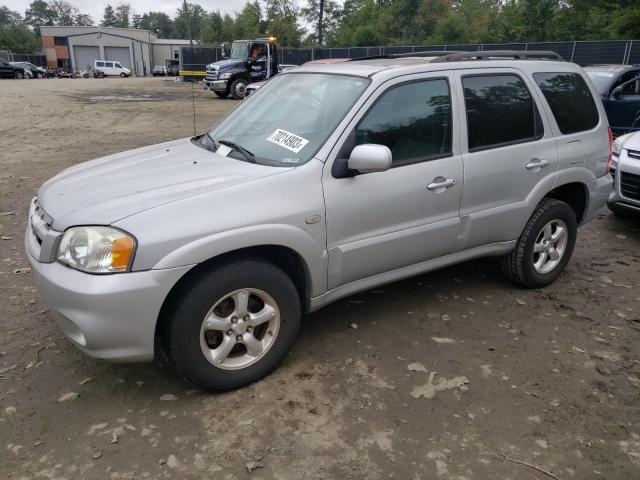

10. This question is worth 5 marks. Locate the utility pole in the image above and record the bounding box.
[318,0,324,46]
[183,0,193,47]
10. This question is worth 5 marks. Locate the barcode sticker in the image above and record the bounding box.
[266,129,309,153]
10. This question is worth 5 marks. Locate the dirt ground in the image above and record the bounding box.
[1,77,639,480]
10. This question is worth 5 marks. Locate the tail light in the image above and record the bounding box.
[606,127,613,175]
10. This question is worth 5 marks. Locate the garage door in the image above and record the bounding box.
[105,47,131,70]
[73,46,99,72]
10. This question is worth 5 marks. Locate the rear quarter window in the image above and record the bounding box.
[533,72,599,135]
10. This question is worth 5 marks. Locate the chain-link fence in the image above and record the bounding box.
[0,51,47,66]
[281,39,639,66]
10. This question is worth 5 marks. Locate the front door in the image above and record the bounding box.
[248,42,267,81]
[323,74,463,289]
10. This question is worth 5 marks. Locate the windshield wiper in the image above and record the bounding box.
[218,139,256,163]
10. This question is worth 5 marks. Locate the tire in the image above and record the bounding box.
[165,258,301,391]
[120,72,127,78]
[214,91,229,99]
[229,78,248,99]
[37,72,44,79]
[500,198,577,288]
[14,71,24,79]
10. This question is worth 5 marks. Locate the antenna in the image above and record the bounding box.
[191,79,197,136]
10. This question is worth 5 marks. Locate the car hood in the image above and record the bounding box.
[622,132,640,152]
[212,59,245,70]
[38,137,292,230]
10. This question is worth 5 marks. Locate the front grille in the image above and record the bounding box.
[621,171,640,201]
[628,149,640,160]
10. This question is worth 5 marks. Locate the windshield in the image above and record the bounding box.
[230,42,249,60]
[585,68,620,94]
[206,73,370,166]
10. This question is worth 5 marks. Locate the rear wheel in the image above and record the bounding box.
[214,91,229,99]
[165,258,301,391]
[229,78,248,99]
[500,198,577,288]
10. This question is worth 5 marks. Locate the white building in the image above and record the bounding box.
[40,25,195,75]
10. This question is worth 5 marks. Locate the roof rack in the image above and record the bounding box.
[349,51,461,62]
[430,50,564,63]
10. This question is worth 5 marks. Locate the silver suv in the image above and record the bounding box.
[26,52,613,390]
[608,131,640,215]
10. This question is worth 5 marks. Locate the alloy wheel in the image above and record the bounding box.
[532,219,568,274]
[199,288,280,370]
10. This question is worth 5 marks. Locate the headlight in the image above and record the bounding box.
[613,132,635,156]
[57,226,136,274]
[219,72,232,80]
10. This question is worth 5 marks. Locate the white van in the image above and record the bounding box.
[94,60,131,77]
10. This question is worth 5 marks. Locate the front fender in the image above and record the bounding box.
[152,224,328,297]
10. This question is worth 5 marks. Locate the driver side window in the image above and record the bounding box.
[354,79,452,167]
[613,71,640,97]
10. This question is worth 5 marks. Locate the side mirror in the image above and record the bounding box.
[611,86,623,98]
[347,144,392,174]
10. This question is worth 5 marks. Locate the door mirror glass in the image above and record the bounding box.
[611,86,623,98]
[348,144,392,173]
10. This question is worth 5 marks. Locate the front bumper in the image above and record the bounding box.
[25,217,193,362]
[203,78,228,91]
[608,150,640,213]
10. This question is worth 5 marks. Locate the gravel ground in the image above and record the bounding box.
[1,77,639,480]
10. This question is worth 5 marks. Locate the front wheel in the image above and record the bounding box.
[37,72,44,79]
[229,78,248,99]
[14,71,24,79]
[120,72,127,78]
[500,198,577,288]
[165,258,301,391]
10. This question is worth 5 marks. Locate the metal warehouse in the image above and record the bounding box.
[39,26,194,76]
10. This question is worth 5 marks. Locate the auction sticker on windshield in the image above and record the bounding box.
[267,129,309,153]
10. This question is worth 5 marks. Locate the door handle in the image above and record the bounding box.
[427,177,457,191]
[525,158,550,170]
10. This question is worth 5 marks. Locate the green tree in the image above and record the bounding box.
[0,24,40,52]
[101,4,117,26]
[265,0,304,47]
[115,3,130,28]
[234,1,263,39]
[302,0,341,45]
[24,0,56,34]
[201,10,223,44]
[132,13,141,28]
[139,11,173,37]
[0,5,22,25]
[172,2,206,40]
[430,14,467,43]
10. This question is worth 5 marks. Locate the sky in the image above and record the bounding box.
[4,0,250,23]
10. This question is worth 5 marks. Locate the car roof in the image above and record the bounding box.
[292,57,579,80]
[584,64,637,72]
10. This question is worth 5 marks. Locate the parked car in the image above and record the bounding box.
[607,131,640,215]
[584,64,640,137]
[94,60,131,77]
[152,65,167,76]
[11,61,47,79]
[0,59,28,79]
[27,51,613,391]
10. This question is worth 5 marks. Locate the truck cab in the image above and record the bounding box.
[203,37,279,99]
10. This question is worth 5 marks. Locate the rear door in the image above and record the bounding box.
[533,71,607,177]
[454,68,558,249]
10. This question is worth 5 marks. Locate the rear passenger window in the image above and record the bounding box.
[355,79,452,166]
[463,74,543,151]
[533,72,599,134]
[96,61,104,67]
